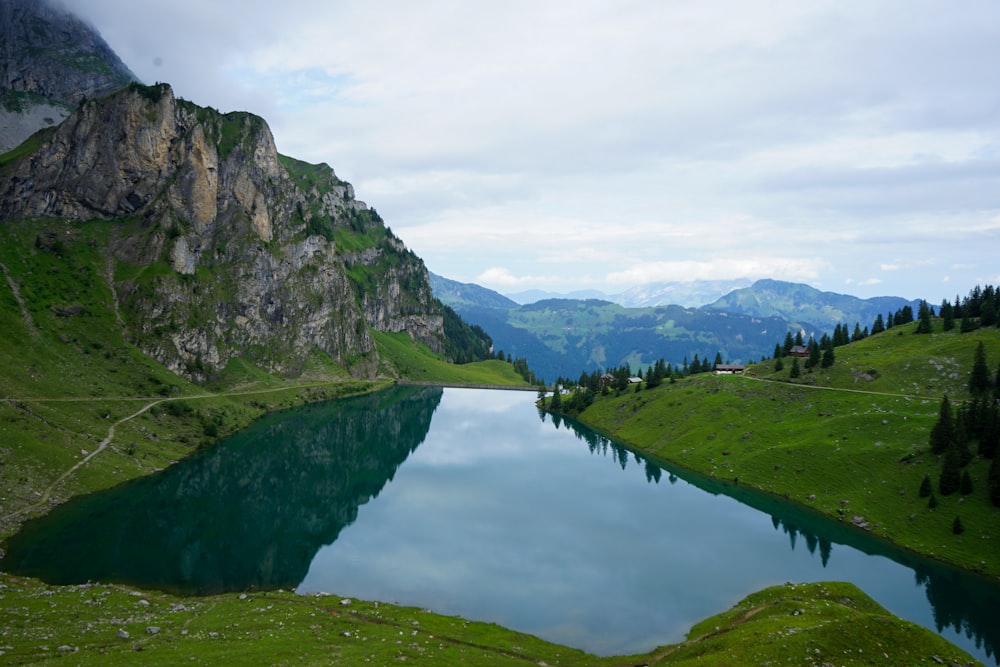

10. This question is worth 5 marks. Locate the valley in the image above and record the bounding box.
[0,0,995,664]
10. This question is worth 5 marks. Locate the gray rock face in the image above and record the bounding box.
[0,0,137,104]
[0,83,446,380]
[0,0,138,151]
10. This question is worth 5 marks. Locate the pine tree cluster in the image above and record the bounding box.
[926,347,1000,508]
[490,348,540,385]
[545,350,730,417]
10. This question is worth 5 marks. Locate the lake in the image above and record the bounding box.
[2,386,997,662]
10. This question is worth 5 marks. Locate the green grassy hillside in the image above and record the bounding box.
[0,219,527,537]
[565,321,1000,575]
[0,215,986,665]
[0,573,979,666]
[373,330,531,386]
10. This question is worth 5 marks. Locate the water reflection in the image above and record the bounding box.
[3,387,997,663]
[2,386,443,594]
[556,414,999,664]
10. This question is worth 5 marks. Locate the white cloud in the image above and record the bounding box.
[474,268,530,287]
[604,258,826,286]
[68,0,1000,305]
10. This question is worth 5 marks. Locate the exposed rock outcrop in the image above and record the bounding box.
[0,0,138,151]
[0,83,448,380]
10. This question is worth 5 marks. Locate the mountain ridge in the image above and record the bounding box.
[0,0,138,151]
[705,278,922,331]
[504,278,752,308]
[431,273,926,381]
[0,82,483,381]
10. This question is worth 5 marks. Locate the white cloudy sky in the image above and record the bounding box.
[69,0,1000,303]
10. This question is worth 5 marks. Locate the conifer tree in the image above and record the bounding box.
[782,332,795,356]
[969,341,990,395]
[952,516,964,535]
[550,386,562,410]
[930,395,954,455]
[957,430,972,468]
[805,338,820,369]
[928,491,938,508]
[836,323,852,346]
[960,469,974,495]
[981,297,997,327]
[871,313,885,335]
[774,357,784,372]
[773,343,782,360]
[915,300,933,333]
[990,456,1000,507]
[980,402,999,459]
[820,347,835,368]
[918,474,932,498]
[941,299,955,331]
[789,357,801,379]
[939,444,961,495]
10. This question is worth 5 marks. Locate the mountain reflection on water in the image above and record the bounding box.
[3,386,997,663]
[2,386,443,594]
[552,411,1000,664]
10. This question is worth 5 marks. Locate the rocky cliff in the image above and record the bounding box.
[0,0,138,151]
[0,82,449,380]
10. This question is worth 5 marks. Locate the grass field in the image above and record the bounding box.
[373,330,532,386]
[0,214,989,664]
[570,321,1000,575]
[0,573,979,666]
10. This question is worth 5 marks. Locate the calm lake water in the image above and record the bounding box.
[3,386,998,661]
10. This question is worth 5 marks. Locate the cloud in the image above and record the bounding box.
[67,0,1000,305]
[604,258,827,286]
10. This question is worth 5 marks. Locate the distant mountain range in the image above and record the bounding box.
[704,279,921,332]
[431,273,921,381]
[506,278,752,308]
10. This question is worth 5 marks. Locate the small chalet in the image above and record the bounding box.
[715,363,745,375]
[789,345,810,358]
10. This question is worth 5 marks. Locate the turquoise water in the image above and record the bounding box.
[3,386,997,661]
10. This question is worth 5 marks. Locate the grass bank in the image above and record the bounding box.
[0,573,979,666]
[565,322,1000,576]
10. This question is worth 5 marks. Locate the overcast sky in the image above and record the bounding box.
[69,0,999,303]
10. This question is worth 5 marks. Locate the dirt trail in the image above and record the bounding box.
[0,382,350,524]
[741,374,926,400]
[639,604,769,665]
[0,260,38,337]
[2,399,164,522]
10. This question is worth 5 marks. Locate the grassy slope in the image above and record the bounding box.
[0,573,979,666]
[373,330,531,386]
[0,220,528,533]
[574,321,1000,575]
[0,217,983,664]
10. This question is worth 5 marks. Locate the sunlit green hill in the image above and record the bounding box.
[563,320,1000,576]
